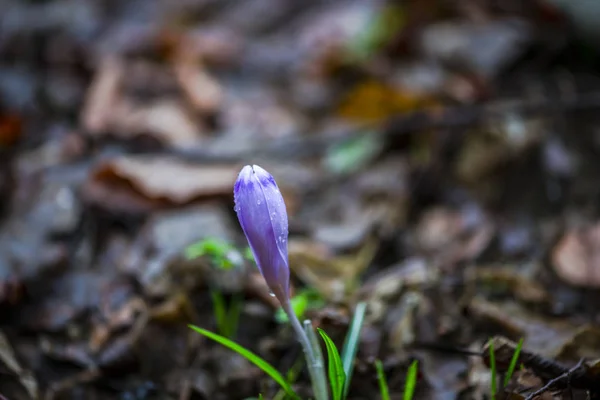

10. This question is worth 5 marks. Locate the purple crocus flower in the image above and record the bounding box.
[234,165,290,304]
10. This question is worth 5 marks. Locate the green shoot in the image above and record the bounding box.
[185,237,243,270]
[274,356,304,400]
[503,338,524,387]
[186,238,245,338]
[227,293,244,338]
[244,247,255,262]
[374,360,390,400]
[340,302,367,397]
[275,288,325,324]
[346,4,405,62]
[325,132,383,175]
[317,328,346,400]
[211,290,227,335]
[189,325,300,400]
[211,290,243,338]
[489,339,497,400]
[403,360,418,400]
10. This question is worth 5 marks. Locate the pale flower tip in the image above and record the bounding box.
[234,165,252,191]
[238,165,253,181]
[251,164,276,187]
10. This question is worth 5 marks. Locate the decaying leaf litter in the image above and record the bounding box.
[1,0,600,398]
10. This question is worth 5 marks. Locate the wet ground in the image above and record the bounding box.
[2,0,600,399]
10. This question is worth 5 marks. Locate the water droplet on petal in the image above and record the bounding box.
[257,200,261,205]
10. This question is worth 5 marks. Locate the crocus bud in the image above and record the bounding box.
[234,165,290,304]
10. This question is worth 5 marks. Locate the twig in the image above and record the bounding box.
[416,336,600,394]
[524,358,586,400]
[44,368,101,400]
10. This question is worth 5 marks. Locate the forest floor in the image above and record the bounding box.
[1,0,600,399]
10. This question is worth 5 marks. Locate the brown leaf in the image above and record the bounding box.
[83,156,238,213]
[289,238,378,302]
[555,326,600,362]
[468,297,580,359]
[82,55,204,148]
[174,58,223,114]
[415,206,494,268]
[552,224,600,287]
[81,56,123,133]
[111,99,205,148]
[337,79,437,124]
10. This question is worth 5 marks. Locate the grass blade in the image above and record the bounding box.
[189,325,299,400]
[403,360,418,400]
[489,339,497,400]
[224,292,244,338]
[210,290,227,336]
[274,356,304,400]
[374,360,390,400]
[340,302,367,397]
[317,328,346,400]
[503,338,524,387]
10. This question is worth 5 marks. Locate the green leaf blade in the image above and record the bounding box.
[317,328,346,400]
[325,132,383,175]
[403,360,418,400]
[188,325,300,400]
[340,302,367,397]
[375,360,390,400]
[503,338,524,387]
[184,237,242,270]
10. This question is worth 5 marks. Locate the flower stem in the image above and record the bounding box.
[282,301,329,400]
[303,319,328,395]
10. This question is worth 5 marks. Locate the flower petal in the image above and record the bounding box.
[234,165,290,301]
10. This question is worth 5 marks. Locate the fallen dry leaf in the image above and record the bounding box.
[174,57,223,114]
[552,223,600,287]
[111,99,204,148]
[555,325,600,362]
[81,56,123,133]
[82,55,205,148]
[337,79,437,124]
[468,265,550,306]
[468,296,581,359]
[456,117,545,183]
[288,238,378,302]
[415,206,494,268]
[83,156,239,213]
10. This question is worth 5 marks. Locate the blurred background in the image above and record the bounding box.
[1,0,600,399]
